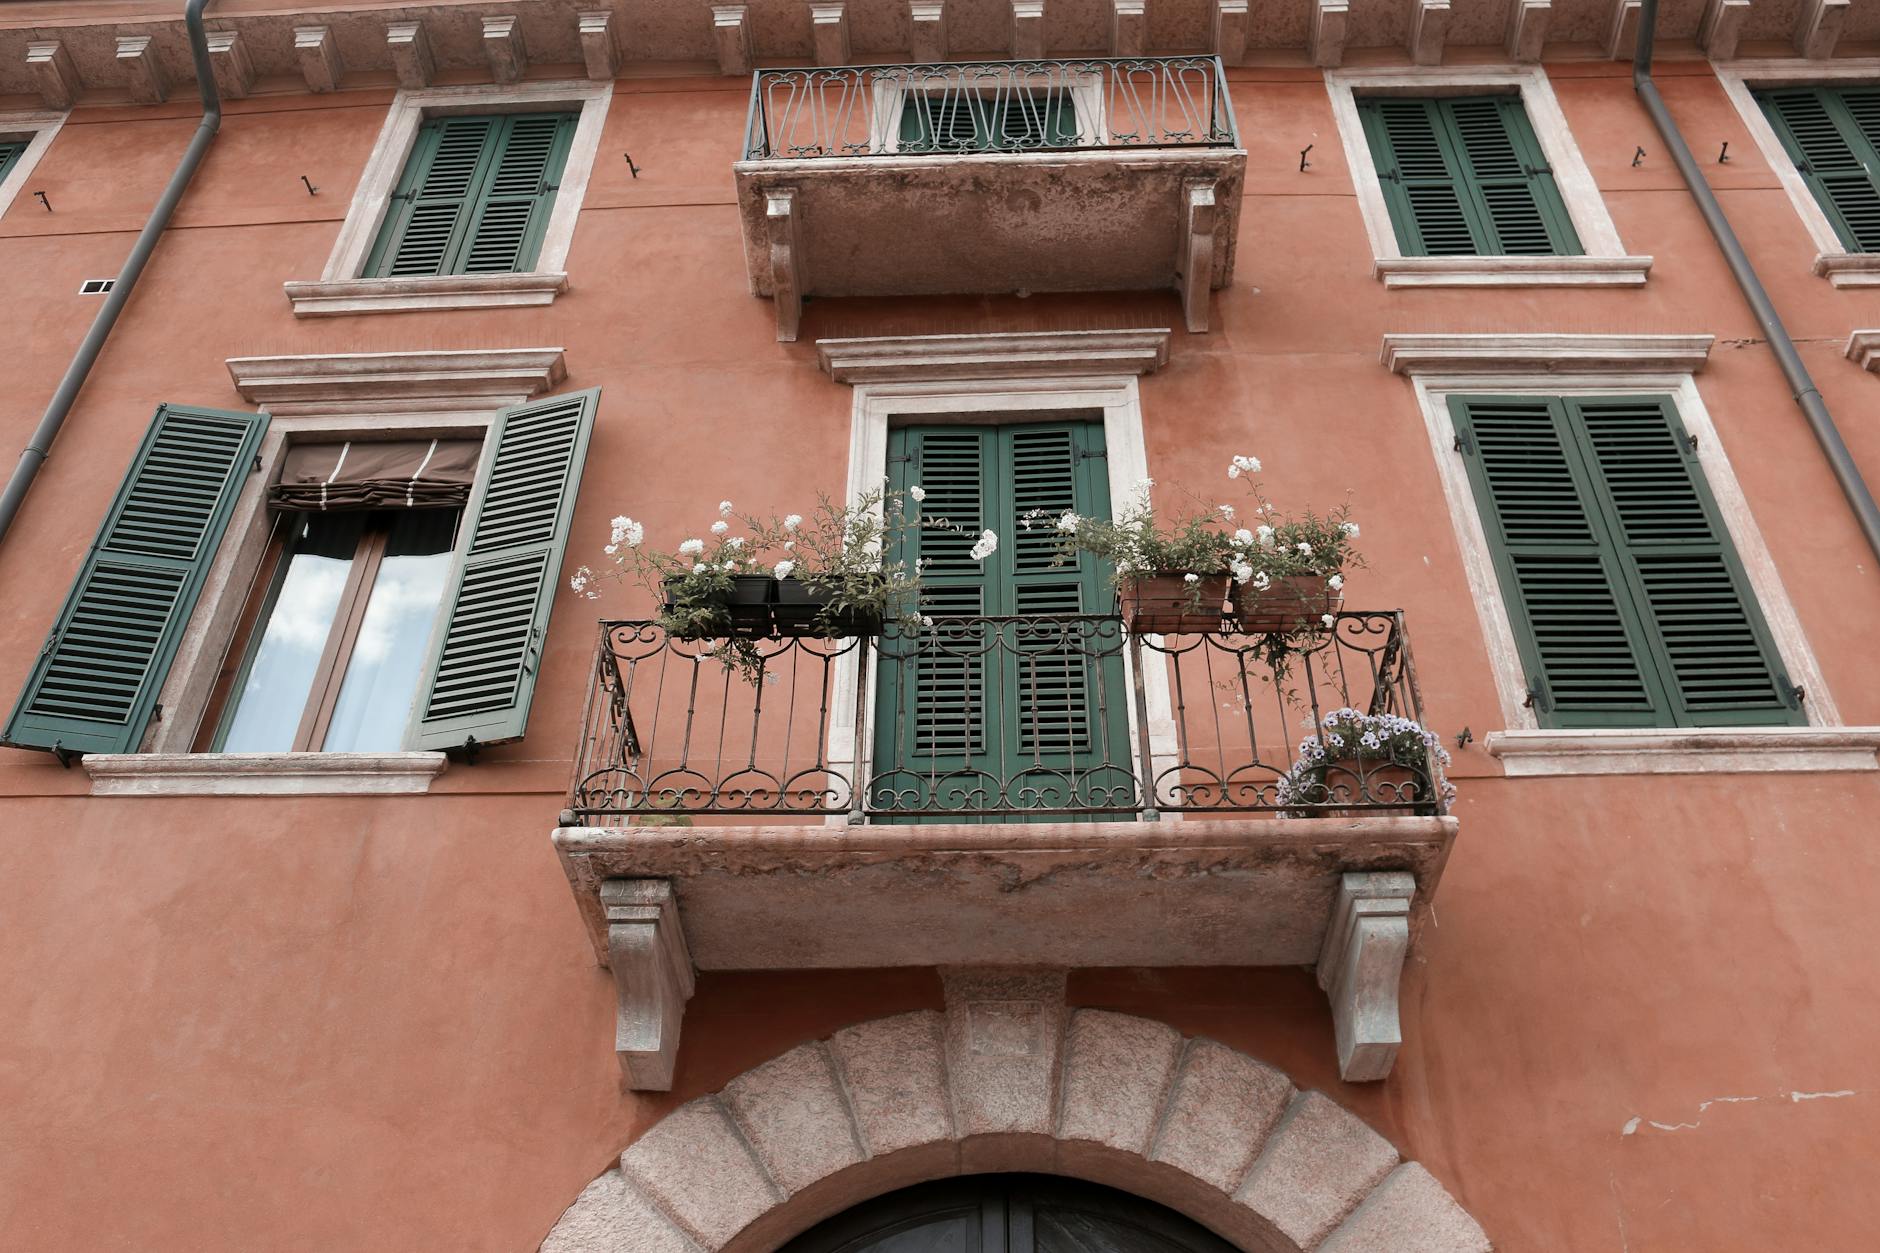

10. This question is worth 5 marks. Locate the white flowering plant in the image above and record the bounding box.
[1274,708,1456,812]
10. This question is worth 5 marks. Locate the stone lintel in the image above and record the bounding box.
[910,1,948,61]
[483,15,527,83]
[1311,0,1349,68]
[1603,0,1641,60]
[204,30,255,99]
[603,879,697,1092]
[293,25,343,93]
[386,20,436,89]
[1316,872,1415,1082]
[1112,0,1148,57]
[1796,0,1848,59]
[1698,0,1750,59]
[1505,0,1549,62]
[810,4,850,65]
[116,35,167,104]
[1012,0,1045,58]
[1178,178,1219,333]
[26,39,79,109]
[578,11,621,80]
[1213,0,1250,65]
[712,5,751,75]
[766,187,803,343]
[1409,0,1449,65]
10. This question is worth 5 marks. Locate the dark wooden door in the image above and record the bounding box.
[780,1175,1239,1253]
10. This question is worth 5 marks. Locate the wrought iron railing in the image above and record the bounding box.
[568,612,1446,823]
[741,56,1237,161]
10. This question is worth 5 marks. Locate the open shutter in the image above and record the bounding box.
[405,388,598,751]
[365,115,499,277]
[1444,96,1581,255]
[1568,398,1801,726]
[1361,97,1480,255]
[1450,396,1669,727]
[458,113,578,273]
[1756,87,1880,252]
[1360,96,1579,257]
[4,404,267,755]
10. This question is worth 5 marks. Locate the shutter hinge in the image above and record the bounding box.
[1523,164,1554,176]
[461,734,480,765]
[1077,449,1107,461]
[1796,160,1814,175]
[1453,431,1473,455]
[1378,170,1400,183]
[251,453,262,472]
[1782,679,1806,709]
[1683,432,1699,453]
[1523,676,1551,712]
[150,703,162,723]
[887,454,913,464]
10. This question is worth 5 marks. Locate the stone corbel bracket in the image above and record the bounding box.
[602,879,697,1091]
[1178,177,1220,333]
[766,187,803,342]
[1316,871,1416,1082]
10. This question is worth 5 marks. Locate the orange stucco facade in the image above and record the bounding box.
[3,5,1880,1250]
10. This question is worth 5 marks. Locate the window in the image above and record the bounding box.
[0,111,67,220]
[364,112,577,278]
[0,138,24,184]
[871,420,1130,819]
[3,392,599,759]
[1325,68,1645,287]
[1752,85,1880,253]
[1448,393,1801,729]
[898,91,1079,153]
[1358,95,1581,257]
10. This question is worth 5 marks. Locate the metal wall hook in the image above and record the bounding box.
[1632,146,1646,167]
[1299,143,1312,173]
[624,152,640,178]
[32,190,50,212]
[1455,726,1473,749]
[300,174,318,195]
[1718,141,1729,163]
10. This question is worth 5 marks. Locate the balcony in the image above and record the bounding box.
[555,612,1457,1089]
[734,57,1246,340]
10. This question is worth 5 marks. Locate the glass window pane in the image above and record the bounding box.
[219,514,363,753]
[322,510,459,752]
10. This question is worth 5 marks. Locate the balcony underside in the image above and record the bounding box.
[734,150,1245,337]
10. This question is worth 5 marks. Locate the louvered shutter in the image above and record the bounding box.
[0,138,26,184]
[405,388,598,751]
[1755,87,1880,252]
[1567,398,1800,726]
[1359,95,1581,257]
[900,95,982,152]
[364,112,577,278]
[1451,395,1799,729]
[4,404,268,755]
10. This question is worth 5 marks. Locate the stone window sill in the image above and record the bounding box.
[283,272,568,317]
[1813,253,1880,288]
[1374,255,1652,288]
[84,752,448,796]
[1485,728,1880,777]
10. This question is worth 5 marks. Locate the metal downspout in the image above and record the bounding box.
[1632,0,1880,562]
[0,0,222,543]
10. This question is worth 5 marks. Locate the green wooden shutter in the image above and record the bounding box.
[1755,87,1880,252]
[364,112,577,278]
[405,388,598,751]
[3,404,268,755]
[0,139,26,185]
[1451,395,1799,729]
[1360,95,1581,257]
[1568,398,1800,726]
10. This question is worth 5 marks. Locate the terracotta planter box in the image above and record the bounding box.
[1233,574,1343,634]
[1118,572,1229,634]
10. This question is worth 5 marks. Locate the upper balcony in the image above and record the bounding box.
[733,57,1246,340]
[555,611,1458,1090]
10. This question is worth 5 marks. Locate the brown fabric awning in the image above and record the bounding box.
[268,439,480,511]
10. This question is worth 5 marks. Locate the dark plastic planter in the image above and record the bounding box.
[773,576,884,638]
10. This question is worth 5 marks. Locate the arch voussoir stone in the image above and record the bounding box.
[543,978,1491,1253]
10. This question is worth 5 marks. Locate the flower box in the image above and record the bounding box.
[1275,708,1454,818]
[1304,760,1431,818]
[663,574,775,639]
[773,576,885,639]
[1117,572,1230,634]
[1233,574,1342,634]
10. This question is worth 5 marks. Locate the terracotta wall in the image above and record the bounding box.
[2,49,1879,1252]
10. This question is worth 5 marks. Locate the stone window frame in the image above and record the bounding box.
[868,67,1105,154]
[1324,65,1651,289]
[282,79,611,317]
[1715,59,1880,288]
[0,111,67,221]
[1396,348,1867,777]
[825,372,1180,816]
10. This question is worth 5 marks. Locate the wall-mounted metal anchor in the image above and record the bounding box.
[33,190,50,211]
[1299,143,1312,172]
[1455,726,1473,749]
[1632,146,1646,168]
[624,152,640,178]
[300,175,318,195]
[1718,141,1730,164]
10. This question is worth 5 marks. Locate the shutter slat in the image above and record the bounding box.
[4,405,268,755]
[1757,86,1880,253]
[406,389,598,750]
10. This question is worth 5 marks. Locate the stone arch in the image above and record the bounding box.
[543,978,1489,1253]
